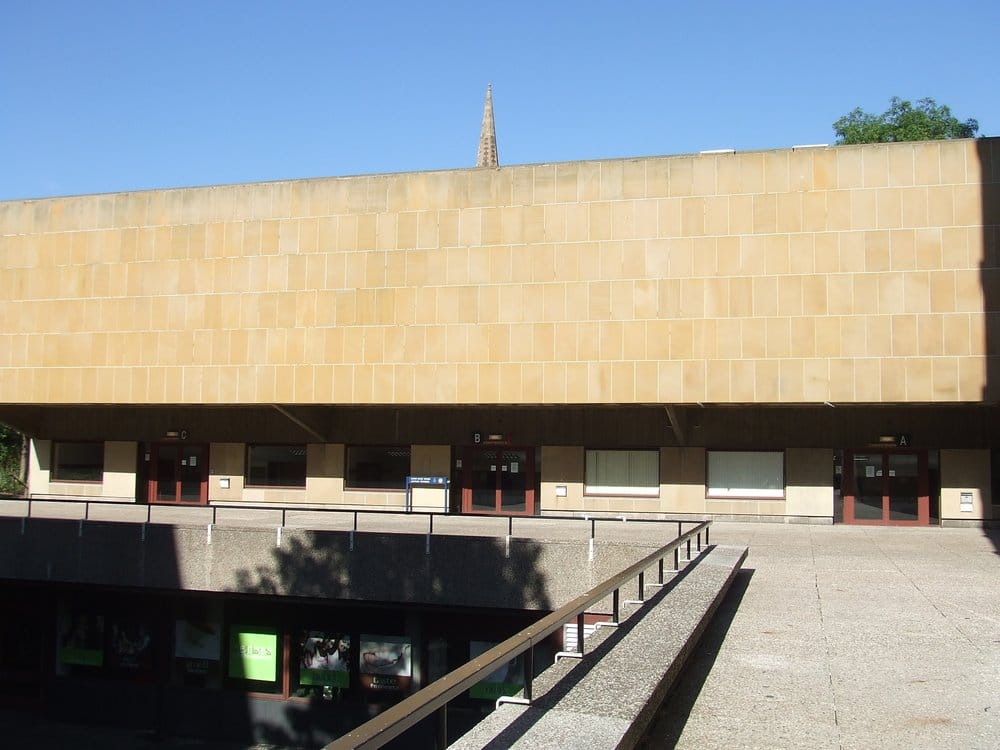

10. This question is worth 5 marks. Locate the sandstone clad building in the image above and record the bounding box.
[2,135,999,527]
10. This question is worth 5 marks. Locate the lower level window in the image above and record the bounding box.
[584,449,659,496]
[51,442,104,482]
[246,445,307,488]
[346,446,410,490]
[707,451,784,499]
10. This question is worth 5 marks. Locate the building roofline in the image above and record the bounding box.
[0,136,992,206]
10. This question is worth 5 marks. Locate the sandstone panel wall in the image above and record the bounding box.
[1,139,997,405]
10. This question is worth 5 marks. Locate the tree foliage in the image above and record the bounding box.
[0,422,25,495]
[833,97,978,145]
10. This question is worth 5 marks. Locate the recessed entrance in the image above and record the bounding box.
[843,449,929,525]
[149,443,208,505]
[461,447,535,515]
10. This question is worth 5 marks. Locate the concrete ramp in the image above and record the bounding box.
[451,544,748,750]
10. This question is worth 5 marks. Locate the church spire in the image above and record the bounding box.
[476,84,499,168]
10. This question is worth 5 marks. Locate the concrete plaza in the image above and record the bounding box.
[644,523,1000,750]
[1,521,997,749]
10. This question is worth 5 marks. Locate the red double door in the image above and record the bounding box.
[148,443,208,505]
[461,446,535,515]
[843,450,929,525]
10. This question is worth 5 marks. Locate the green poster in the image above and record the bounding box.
[468,641,524,700]
[229,628,278,681]
[59,612,104,667]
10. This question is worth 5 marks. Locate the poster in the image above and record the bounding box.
[469,641,524,700]
[110,617,153,672]
[175,619,221,676]
[228,627,278,682]
[299,631,350,688]
[59,611,104,667]
[359,634,412,692]
[175,620,222,661]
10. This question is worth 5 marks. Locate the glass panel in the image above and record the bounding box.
[471,450,497,511]
[180,446,203,503]
[500,450,528,513]
[247,445,306,488]
[584,450,659,495]
[888,454,919,521]
[156,445,178,502]
[852,454,884,520]
[707,451,784,498]
[346,446,410,490]
[52,442,104,482]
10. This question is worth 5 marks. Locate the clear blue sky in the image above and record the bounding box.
[1,0,996,200]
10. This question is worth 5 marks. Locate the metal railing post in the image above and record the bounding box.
[686,538,691,560]
[576,612,585,654]
[523,646,534,702]
[706,525,710,546]
[658,557,664,584]
[436,705,447,750]
[612,588,620,624]
[697,531,701,551]
[638,571,645,602]
[674,547,679,570]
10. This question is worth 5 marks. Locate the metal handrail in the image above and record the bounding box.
[8,495,708,542]
[324,520,712,750]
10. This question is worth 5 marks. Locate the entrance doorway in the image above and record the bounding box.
[461,447,536,515]
[843,450,929,525]
[149,443,208,505]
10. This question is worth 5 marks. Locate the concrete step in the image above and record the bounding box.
[450,544,748,750]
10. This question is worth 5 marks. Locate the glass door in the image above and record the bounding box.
[462,447,534,515]
[150,443,208,504]
[844,450,928,525]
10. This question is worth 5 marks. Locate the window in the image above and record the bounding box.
[584,450,659,496]
[51,442,104,482]
[246,445,307,488]
[346,446,410,490]
[707,451,784,499]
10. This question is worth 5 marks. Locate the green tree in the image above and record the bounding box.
[0,422,26,496]
[833,97,978,145]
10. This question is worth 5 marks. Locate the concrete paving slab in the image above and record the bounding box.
[86,503,151,523]
[281,510,356,530]
[148,505,215,525]
[0,497,28,516]
[27,499,87,519]
[213,507,285,527]
[643,523,1000,750]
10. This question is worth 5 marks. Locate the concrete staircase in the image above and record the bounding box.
[451,544,748,749]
